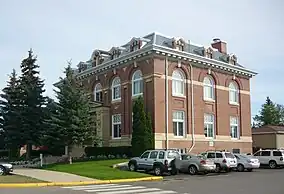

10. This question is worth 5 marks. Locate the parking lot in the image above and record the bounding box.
[128,168,284,194]
[1,168,284,194]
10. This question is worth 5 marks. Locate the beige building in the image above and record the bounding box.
[252,125,284,150]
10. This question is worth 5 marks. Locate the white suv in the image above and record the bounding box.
[253,149,284,169]
[200,151,237,173]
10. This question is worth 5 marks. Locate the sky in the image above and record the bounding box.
[0,0,283,118]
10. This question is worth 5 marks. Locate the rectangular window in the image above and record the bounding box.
[95,91,102,102]
[112,114,121,139]
[204,114,214,138]
[173,111,185,137]
[172,80,184,96]
[230,116,239,139]
[112,86,121,100]
[133,80,143,95]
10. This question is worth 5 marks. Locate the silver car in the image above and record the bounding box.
[234,154,260,172]
[0,162,13,176]
[176,154,216,175]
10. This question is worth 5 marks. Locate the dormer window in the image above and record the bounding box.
[130,40,142,52]
[205,47,213,59]
[172,38,185,51]
[229,54,237,65]
[111,49,121,60]
[78,62,87,73]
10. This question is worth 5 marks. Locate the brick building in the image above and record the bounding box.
[72,32,257,154]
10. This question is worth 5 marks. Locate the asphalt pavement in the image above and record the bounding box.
[1,168,284,194]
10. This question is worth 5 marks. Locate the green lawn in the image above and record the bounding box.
[45,159,152,180]
[0,174,45,183]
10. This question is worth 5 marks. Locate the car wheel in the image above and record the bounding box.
[0,166,6,176]
[215,164,221,173]
[153,166,162,176]
[128,162,137,172]
[237,164,244,172]
[269,160,277,169]
[247,168,253,172]
[188,165,197,175]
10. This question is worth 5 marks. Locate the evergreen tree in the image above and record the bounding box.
[19,49,46,160]
[131,96,151,156]
[145,112,154,150]
[41,97,65,155]
[254,97,283,127]
[0,69,23,158]
[53,64,98,157]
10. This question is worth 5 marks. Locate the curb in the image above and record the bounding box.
[0,176,163,188]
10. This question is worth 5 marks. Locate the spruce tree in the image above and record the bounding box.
[131,96,149,156]
[145,112,154,150]
[53,64,98,157]
[0,69,23,158]
[19,49,46,160]
[41,97,65,155]
[254,97,283,127]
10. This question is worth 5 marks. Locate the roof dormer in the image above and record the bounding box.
[204,46,214,59]
[127,37,149,52]
[109,47,123,60]
[228,54,237,65]
[172,37,186,51]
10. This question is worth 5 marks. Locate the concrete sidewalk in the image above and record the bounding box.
[13,169,97,182]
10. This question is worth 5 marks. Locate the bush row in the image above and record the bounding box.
[84,146,132,157]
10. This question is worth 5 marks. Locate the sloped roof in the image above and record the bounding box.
[252,125,284,134]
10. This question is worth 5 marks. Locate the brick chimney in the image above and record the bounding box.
[211,38,227,54]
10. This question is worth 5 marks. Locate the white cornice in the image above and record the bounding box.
[74,45,257,80]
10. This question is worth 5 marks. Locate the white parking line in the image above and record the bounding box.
[96,188,161,194]
[62,183,178,194]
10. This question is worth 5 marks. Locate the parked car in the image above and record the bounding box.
[200,150,237,173]
[128,149,180,176]
[175,154,216,175]
[0,162,13,176]
[253,149,284,169]
[234,154,260,172]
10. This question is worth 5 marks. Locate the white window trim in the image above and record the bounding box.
[112,114,121,139]
[111,77,121,101]
[204,114,215,139]
[229,82,239,105]
[132,70,143,97]
[173,111,185,137]
[172,70,185,97]
[94,83,102,102]
[203,77,215,101]
[230,116,239,139]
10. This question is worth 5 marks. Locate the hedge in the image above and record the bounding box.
[85,146,132,157]
[0,150,9,157]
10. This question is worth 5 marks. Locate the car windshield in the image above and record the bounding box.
[225,153,235,158]
[167,151,180,159]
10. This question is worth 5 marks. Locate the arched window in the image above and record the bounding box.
[172,69,185,96]
[132,70,143,96]
[112,77,121,101]
[229,82,239,104]
[94,83,102,102]
[203,76,215,100]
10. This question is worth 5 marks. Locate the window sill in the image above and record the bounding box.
[229,102,239,106]
[173,135,185,138]
[205,137,215,140]
[111,99,121,103]
[132,93,143,99]
[230,137,240,140]
[112,137,122,140]
[172,94,186,98]
[204,98,215,103]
